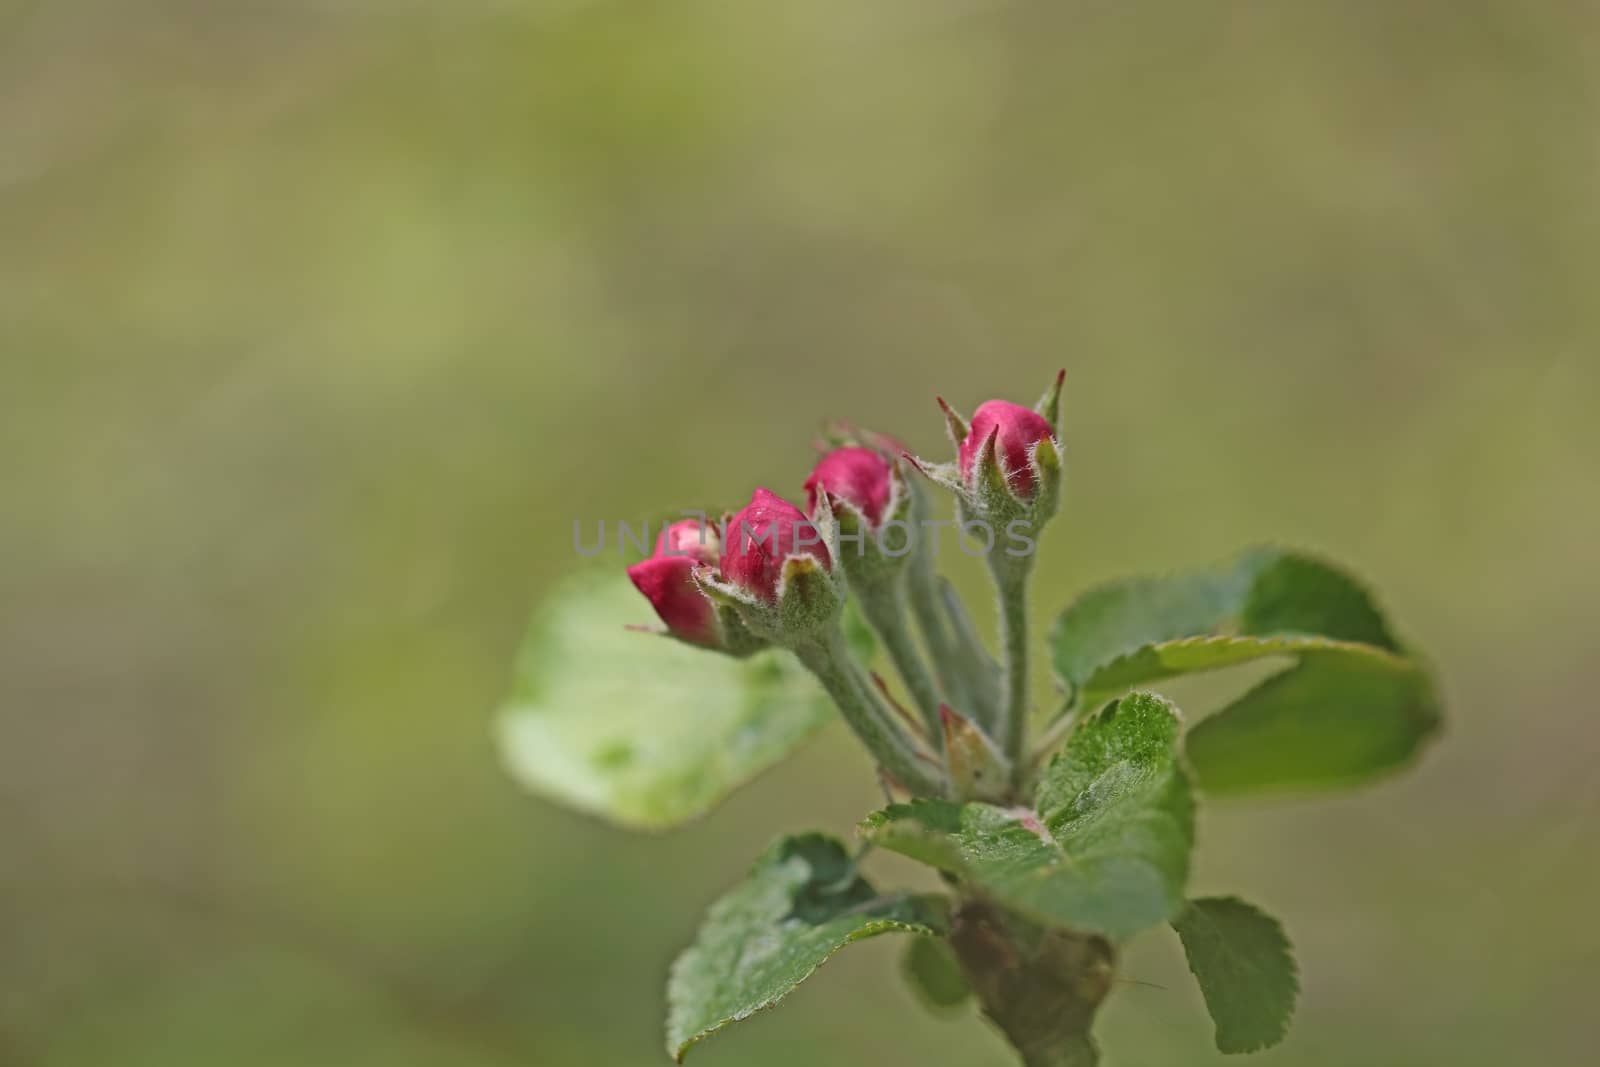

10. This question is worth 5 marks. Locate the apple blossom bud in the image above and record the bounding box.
[655,518,720,563]
[627,548,719,650]
[628,518,769,655]
[804,447,895,528]
[720,488,833,604]
[958,400,1056,499]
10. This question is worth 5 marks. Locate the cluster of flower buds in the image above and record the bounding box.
[922,369,1065,542]
[624,371,1067,805]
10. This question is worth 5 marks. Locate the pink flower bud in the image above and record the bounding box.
[720,488,832,603]
[804,447,894,527]
[655,518,720,563]
[958,400,1056,498]
[626,521,721,647]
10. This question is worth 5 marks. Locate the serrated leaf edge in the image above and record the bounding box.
[667,908,941,1061]
[666,834,946,1061]
[861,695,1196,941]
[1173,895,1301,1055]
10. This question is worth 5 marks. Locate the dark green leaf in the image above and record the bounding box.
[1173,897,1299,1054]
[666,834,948,1061]
[496,570,845,830]
[861,692,1194,941]
[1047,548,1439,792]
[901,936,971,1013]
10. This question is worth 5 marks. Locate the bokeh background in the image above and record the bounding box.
[4,1,1598,1064]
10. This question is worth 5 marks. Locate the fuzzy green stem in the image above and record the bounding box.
[991,558,1033,769]
[908,558,1003,731]
[906,558,967,706]
[903,473,989,722]
[905,553,953,666]
[793,628,944,796]
[939,575,1002,726]
[858,586,944,741]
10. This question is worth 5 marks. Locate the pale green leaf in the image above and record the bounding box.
[861,692,1194,941]
[666,834,948,1061]
[496,569,842,830]
[1173,896,1299,1054]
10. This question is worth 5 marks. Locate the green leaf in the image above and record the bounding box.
[496,569,846,830]
[1185,645,1438,793]
[861,692,1194,941]
[1047,547,1440,793]
[666,834,948,1061]
[901,936,972,1014]
[1051,547,1398,705]
[1173,897,1299,1054]
[1051,569,1246,705]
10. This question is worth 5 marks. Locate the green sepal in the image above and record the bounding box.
[1034,367,1066,435]
[973,425,1015,513]
[1029,434,1064,526]
[693,566,763,612]
[777,554,845,640]
[940,704,1014,804]
[937,395,970,448]
[711,601,770,658]
[905,454,967,496]
[694,546,845,648]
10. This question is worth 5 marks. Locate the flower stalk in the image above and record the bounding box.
[902,473,1000,726]
[791,626,944,797]
[990,553,1035,769]
[854,582,944,741]
[805,443,949,745]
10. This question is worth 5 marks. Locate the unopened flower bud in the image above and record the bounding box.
[804,447,895,529]
[656,518,720,563]
[721,488,832,603]
[958,401,1056,499]
[626,523,721,648]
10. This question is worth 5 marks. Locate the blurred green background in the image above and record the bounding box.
[4,1,1598,1064]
